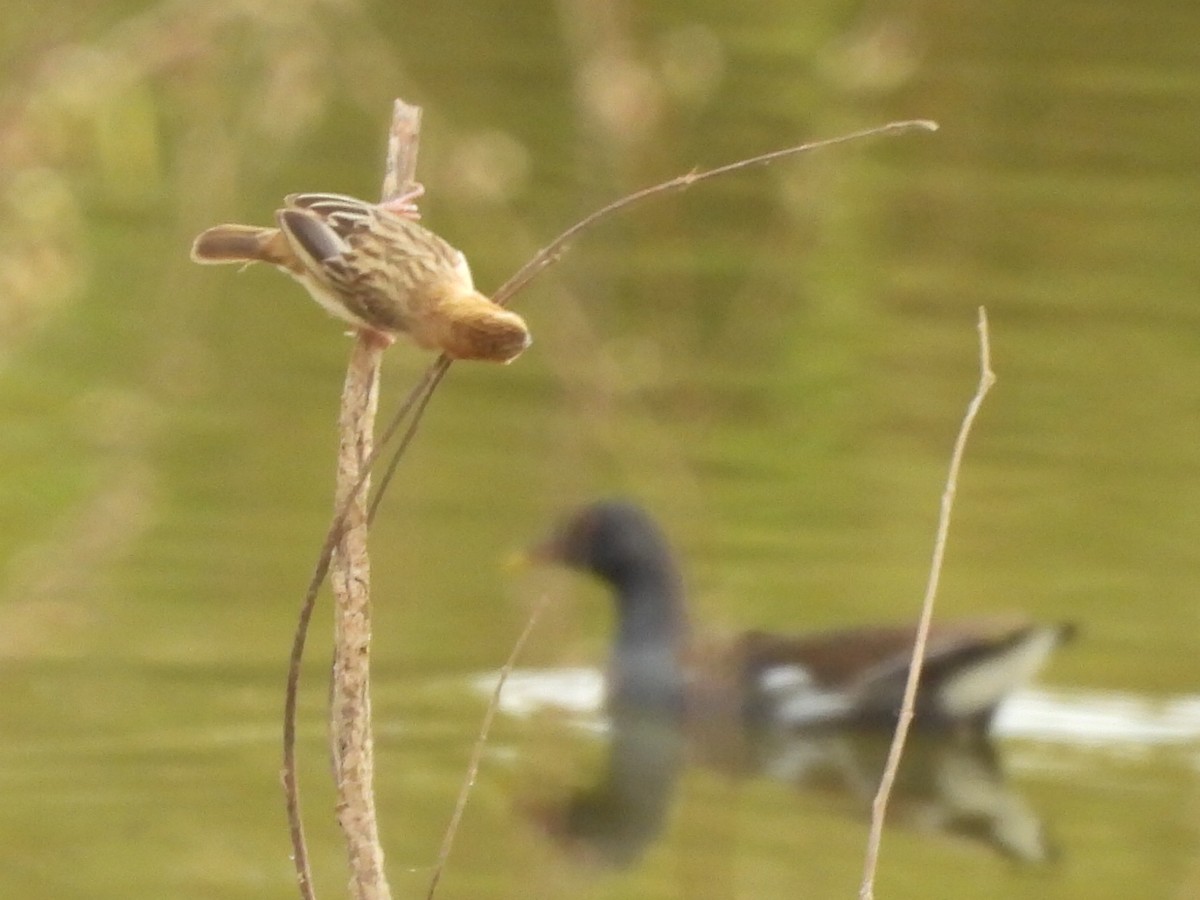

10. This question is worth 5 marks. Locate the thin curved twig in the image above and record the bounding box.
[363,119,942,521]
[489,119,937,310]
[368,357,451,524]
[426,594,550,900]
[857,307,996,900]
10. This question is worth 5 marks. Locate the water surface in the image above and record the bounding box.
[0,0,1197,897]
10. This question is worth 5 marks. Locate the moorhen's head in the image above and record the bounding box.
[531,501,677,589]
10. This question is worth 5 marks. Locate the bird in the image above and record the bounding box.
[524,500,1075,732]
[190,191,531,363]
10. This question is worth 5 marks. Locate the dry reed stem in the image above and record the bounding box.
[426,595,551,899]
[381,100,423,208]
[328,100,426,900]
[857,307,996,900]
[282,98,423,900]
[330,332,389,900]
[283,328,443,900]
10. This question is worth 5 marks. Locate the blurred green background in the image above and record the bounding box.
[0,0,1197,897]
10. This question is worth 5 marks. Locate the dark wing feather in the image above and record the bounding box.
[277,210,347,264]
[285,193,376,222]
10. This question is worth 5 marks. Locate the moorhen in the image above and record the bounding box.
[527,500,1073,732]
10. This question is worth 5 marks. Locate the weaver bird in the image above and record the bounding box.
[190,192,531,363]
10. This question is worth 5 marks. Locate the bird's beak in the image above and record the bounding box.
[503,549,534,573]
[504,533,561,572]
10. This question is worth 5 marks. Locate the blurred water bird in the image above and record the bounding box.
[190,192,531,362]
[524,500,1075,731]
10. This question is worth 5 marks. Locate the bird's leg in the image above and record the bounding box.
[378,183,425,219]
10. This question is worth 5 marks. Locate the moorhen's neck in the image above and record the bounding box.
[604,554,690,716]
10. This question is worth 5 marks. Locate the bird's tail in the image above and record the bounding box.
[190,224,293,268]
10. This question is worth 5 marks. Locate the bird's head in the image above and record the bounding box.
[429,289,531,363]
[526,501,673,588]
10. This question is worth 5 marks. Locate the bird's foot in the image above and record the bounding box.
[378,183,425,219]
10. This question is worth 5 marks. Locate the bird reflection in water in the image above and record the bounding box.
[524,713,1055,869]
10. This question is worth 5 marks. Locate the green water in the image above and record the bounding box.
[0,0,1197,897]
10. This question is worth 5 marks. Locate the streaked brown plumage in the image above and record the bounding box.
[190,192,531,363]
